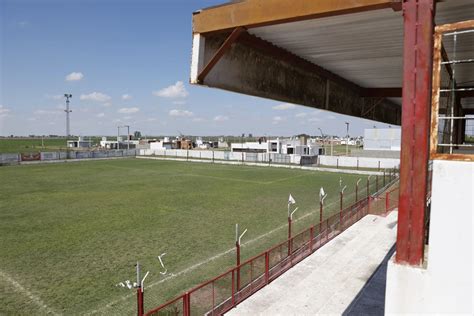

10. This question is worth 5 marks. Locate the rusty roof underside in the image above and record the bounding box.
[190,0,474,123]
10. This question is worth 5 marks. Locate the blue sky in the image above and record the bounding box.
[1,0,393,137]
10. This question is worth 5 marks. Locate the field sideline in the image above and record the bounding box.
[0,158,379,314]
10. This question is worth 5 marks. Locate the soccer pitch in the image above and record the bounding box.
[0,158,379,314]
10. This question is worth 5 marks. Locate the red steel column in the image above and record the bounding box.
[236,242,241,290]
[397,0,435,266]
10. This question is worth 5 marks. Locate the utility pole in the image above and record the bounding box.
[125,125,130,150]
[117,126,120,150]
[64,94,72,142]
[318,128,325,155]
[345,122,350,156]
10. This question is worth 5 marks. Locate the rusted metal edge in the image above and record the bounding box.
[430,153,474,162]
[193,0,396,34]
[197,27,245,83]
[435,19,474,33]
[430,32,442,159]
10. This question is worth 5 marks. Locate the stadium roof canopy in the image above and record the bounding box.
[190,0,474,125]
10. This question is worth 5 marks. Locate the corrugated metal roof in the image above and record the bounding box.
[248,1,473,91]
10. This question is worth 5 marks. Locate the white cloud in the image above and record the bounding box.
[169,109,193,117]
[118,107,140,114]
[0,105,10,115]
[97,113,105,118]
[213,115,229,122]
[103,102,112,107]
[153,81,188,98]
[122,94,132,100]
[65,72,84,81]
[172,100,186,105]
[272,116,285,124]
[192,117,205,122]
[80,92,111,103]
[146,118,157,122]
[272,103,296,110]
[295,112,307,118]
[18,21,29,28]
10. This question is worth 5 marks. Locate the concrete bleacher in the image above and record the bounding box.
[227,211,398,315]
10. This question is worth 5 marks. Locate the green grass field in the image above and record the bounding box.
[0,138,108,153]
[0,138,69,153]
[0,158,378,315]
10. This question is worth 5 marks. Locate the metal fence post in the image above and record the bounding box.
[339,191,343,227]
[310,225,314,252]
[265,251,269,284]
[386,191,390,212]
[287,216,292,256]
[367,178,370,199]
[383,170,386,187]
[319,201,323,233]
[376,175,379,191]
[236,241,241,291]
[355,182,358,203]
[137,287,144,316]
[231,270,235,305]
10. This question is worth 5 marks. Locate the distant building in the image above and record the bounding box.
[363,128,401,151]
[67,137,92,148]
[231,137,320,155]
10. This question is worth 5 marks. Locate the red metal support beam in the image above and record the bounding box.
[197,27,245,83]
[396,0,435,266]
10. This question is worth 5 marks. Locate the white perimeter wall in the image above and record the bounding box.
[385,159,473,314]
[318,155,399,169]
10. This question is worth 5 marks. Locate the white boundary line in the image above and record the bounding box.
[0,269,58,315]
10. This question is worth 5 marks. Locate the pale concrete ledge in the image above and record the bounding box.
[226,211,398,315]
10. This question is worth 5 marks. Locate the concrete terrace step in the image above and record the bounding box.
[226,211,398,315]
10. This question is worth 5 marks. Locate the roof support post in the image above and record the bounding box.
[396,0,435,266]
[197,27,245,83]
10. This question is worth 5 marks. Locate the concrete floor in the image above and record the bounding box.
[226,211,398,315]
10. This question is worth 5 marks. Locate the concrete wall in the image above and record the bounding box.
[385,160,473,314]
[318,155,399,169]
[190,33,401,125]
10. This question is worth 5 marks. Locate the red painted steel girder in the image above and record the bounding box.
[396,0,434,266]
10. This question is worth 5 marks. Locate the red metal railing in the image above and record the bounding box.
[145,177,399,316]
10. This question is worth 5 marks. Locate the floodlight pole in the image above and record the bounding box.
[124,125,130,151]
[64,94,72,156]
[117,126,120,150]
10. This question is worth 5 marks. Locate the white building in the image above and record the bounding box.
[231,137,320,156]
[363,128,401,151]
[67,136,92,148]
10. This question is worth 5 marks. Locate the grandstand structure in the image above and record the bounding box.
[189,0,473,314]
